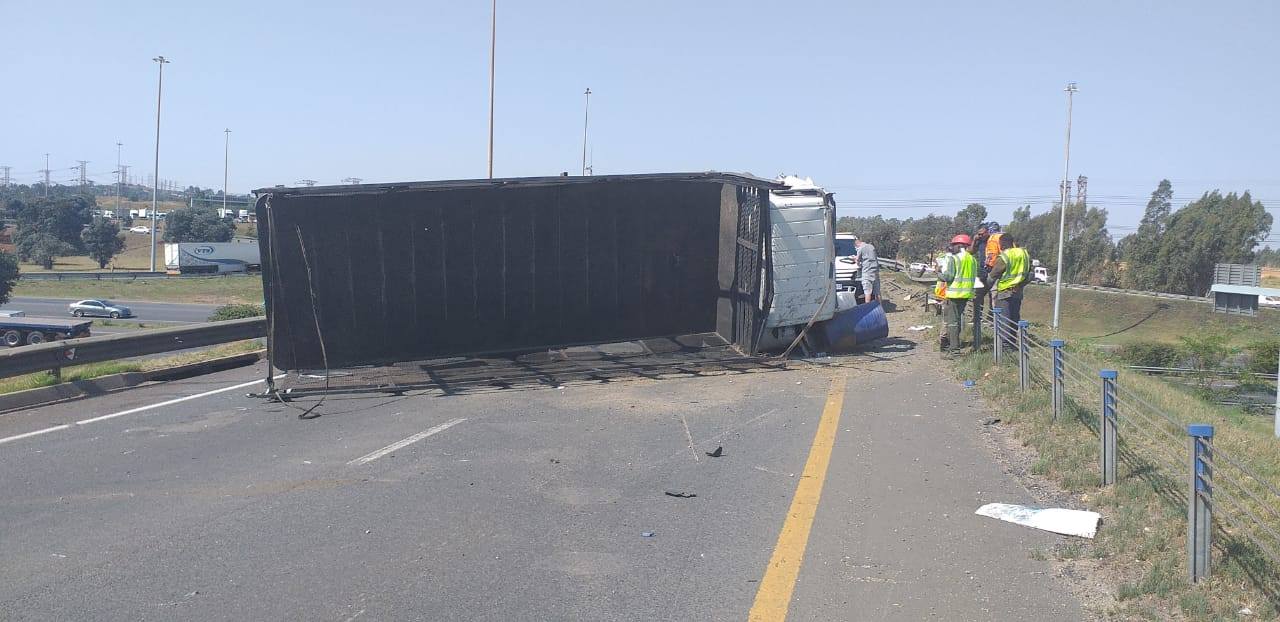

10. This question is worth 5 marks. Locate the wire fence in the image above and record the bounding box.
[989,308,1280,586]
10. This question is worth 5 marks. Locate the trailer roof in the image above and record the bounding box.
[253,171,786,197]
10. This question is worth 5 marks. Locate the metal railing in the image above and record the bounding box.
[0,317,266,380]
[988,309,1280,584]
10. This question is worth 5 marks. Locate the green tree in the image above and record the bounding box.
[1006,200,1118,286]
[163,206,235,243]
[836,215,904,259]
[21,233,75,269]
[1153,191,1273,295]
[82,219,126,269]
[900,214,954,263]
[1119,180,1173,290]
[12,195,94,258]
[0,250,18,305]
[953,203,988,235]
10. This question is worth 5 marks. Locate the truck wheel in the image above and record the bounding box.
[110,311,121,319]
[2,330,20,347]
[26,332,45,345]
[73,310,84,317]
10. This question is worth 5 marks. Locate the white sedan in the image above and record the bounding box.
[129,226,151,234]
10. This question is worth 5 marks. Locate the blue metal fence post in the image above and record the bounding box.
[1099,370,1118,486]
[1187,423,1214,583]
[1017,320,1030,391]
[992,307,1004,364]
[1051,339,1065,421]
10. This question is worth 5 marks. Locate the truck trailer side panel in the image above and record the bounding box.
[255,173,779,370]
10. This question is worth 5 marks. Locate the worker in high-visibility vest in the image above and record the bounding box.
[985,232,1032,351]
[969,221,1003,352]
[940,234,976,354]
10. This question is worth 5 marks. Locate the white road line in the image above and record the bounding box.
[348,418,467,466]
[76,375,285,426]
[0,425,71,446]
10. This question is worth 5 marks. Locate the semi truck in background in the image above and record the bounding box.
[164,241,261,274]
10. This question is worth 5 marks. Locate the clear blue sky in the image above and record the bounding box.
[3,0,1277,239]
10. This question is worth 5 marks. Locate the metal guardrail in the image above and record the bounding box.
[0,317,266,380]
[1059,282,1210,303]
[17,271,257,281]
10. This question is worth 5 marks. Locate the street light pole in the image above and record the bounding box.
[487,0,496,179]
[581,88,591,176]
[150,55,170,273]
[1051,81,1077,330]
[223,128,231,216]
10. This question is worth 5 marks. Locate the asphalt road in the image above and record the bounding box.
[2,296,220,324]
[0,333,1086,620]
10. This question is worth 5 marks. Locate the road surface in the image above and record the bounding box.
[0,330,1087,621]
[1,296,220,324]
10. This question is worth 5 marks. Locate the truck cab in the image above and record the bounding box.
[834,233,859,289]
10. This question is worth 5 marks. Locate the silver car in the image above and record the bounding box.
[69,299,133,319]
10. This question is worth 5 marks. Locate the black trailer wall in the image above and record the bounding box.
[255,174,776,370]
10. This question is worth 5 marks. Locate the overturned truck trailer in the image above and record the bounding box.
[254,173,795,377]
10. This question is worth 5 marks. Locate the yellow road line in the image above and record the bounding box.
[748,373,847,622]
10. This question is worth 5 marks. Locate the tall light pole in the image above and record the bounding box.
[1051,81,1078,330]
[581,88,592,176]
[43,153,50,197]
[150,55,170,272]
[115,142,123,218]
[487,0,496,179]
[223,128,231,216]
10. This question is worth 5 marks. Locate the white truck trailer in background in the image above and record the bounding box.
[164,241,260,274]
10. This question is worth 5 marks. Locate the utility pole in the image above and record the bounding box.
[115,142,123,218]
[120,165,129,186]
[487,0,496,179]
[297,179,317,187]
[0,166,10,187]
[42,153,50,197]
[581,88,592,176]
[1051,81,1078,331]
[75,161,89,187]
[223,128,231,215]
[150,55,170,272]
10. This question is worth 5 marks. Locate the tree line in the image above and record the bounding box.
[0,192,237,276]
[837,180,1273,296]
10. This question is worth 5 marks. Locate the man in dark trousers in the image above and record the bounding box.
[984,232,1031,351]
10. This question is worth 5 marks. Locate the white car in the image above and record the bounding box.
[129,226,151,234]
[909,262,930,273]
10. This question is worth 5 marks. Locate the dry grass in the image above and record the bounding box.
[0,340,262,396]
[943,322,1280,619]
[13,275,263,305]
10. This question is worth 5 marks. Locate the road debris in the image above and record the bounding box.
[975,503,1101,538]
[641,531,655,538]
[664,491,697,498]
[907,325,933,331]
[963,380,976,388]
[705,446,723,458]
[982,417,1001,426]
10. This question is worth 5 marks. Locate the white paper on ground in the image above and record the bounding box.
[907,325,934,331]
[975,503,1101,539]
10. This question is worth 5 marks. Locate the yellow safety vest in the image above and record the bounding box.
[996,247,1031,291]
[945,249,976,299]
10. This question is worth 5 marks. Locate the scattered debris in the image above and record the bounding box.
[706,446,723,458]
[641,531,655,538]
[982,417,1001,426]
[963,380,976,388]
[549,458,561,464]
[975,503,1101,538]
[1239,607,1253,616]
[664,491,697,498]
[907,325,933,331]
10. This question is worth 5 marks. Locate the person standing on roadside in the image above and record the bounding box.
[940,233,976,355]
[984,232,1031,351]
[854,236,880,303]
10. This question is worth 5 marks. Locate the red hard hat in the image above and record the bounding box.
[950,234,972,246]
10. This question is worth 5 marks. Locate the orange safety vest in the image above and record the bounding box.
[985,233,1004,269]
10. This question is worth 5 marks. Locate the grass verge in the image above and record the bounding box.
[0,340,263,396]
[13,275,263,305]
[945,334,1280,619]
